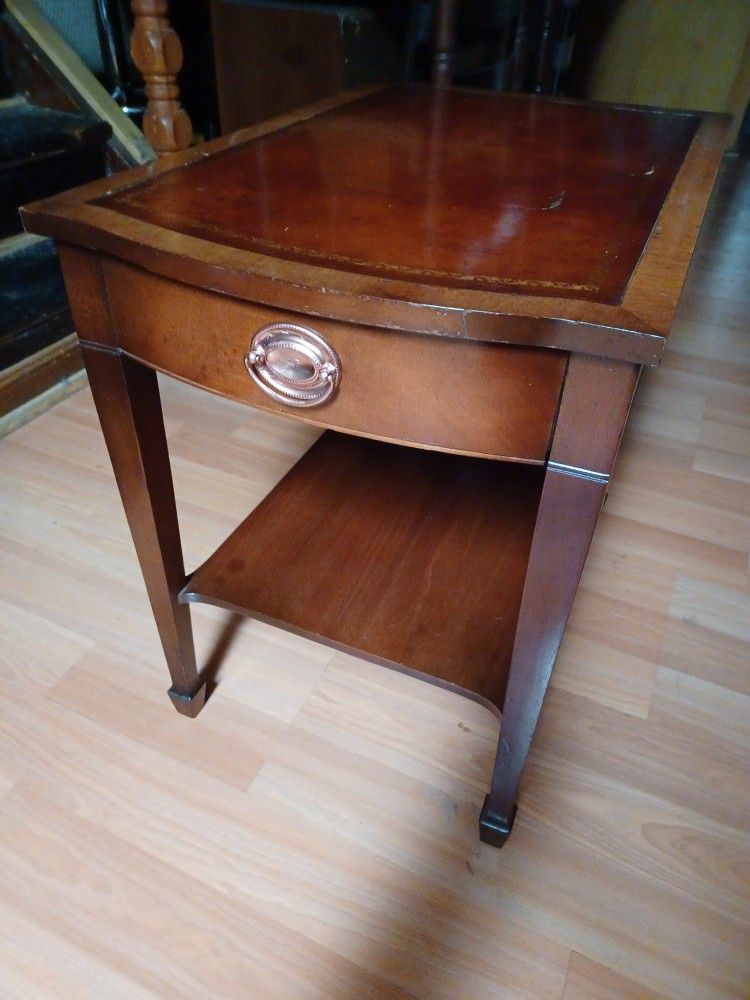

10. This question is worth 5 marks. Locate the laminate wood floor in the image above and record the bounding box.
[0,158,748,999]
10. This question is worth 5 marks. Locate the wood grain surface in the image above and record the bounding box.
[102,87,699,305]
[129,0,193,156]
[21,86,729,363]
[80,345,205,714]
[1,158,747,998]
[100,257,567,463]
[182,432,543,709]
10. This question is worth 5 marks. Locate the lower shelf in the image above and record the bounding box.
[180,432,543,711]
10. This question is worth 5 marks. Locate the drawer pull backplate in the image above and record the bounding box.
[245,322,341,407]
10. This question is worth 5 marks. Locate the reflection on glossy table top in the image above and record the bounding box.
[100,86,700,305]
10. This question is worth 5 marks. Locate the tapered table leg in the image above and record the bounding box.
[480,355,640,846]
[81,344,206,716]
[480,469,605,844]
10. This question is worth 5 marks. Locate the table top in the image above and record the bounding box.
[23,85,729,365]
[103,87,699,307]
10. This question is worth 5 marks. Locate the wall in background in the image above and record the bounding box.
[571,0,750,145]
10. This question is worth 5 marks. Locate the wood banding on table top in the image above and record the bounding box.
[100,88,698,306]
[21,86,730,364]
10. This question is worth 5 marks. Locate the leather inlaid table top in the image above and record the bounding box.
[23,85,728,366]
[100,88,698,305]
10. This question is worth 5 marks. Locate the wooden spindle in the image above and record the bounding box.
[432,0,458,86]
[532,0,557,94]
[509,0,531,92]
[130,0,192,156]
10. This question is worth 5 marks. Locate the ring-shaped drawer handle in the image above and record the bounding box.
[244,322,341,408]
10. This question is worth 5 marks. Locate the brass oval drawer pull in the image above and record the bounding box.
[245,322,341,407]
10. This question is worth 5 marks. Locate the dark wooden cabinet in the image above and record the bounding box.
[210,0,397,133]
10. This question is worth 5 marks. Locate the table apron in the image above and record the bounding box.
[99,257,569,464]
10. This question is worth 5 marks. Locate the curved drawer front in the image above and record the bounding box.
[103,259,567,462]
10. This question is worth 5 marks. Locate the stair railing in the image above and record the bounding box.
[129,0,192,156]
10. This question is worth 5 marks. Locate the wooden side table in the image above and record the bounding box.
[23,86,728,847]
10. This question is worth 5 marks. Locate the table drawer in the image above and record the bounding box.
[103,259,567,462]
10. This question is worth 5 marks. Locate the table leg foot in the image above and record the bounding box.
[479,797,517,848]
[168,682,208,718]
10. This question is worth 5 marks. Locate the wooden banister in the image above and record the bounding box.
[130,0,192,156]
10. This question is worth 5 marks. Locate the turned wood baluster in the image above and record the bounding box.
[130,0,192,155]
[509,0,531,92]
[432,0,459,86]
[532,0,557,94]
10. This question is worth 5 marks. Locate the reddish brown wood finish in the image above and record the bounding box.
[100,87,699,306]
[0,334,82,421]
[101,258,567,463]
[182,432,543,708]
[479,353,640,845]
[56,246,117,348]
[21,88,729,366]
[130,0,193,156]
[21,87,729,848]
[548,354,640,473]
[80,345,205,716]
